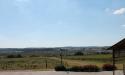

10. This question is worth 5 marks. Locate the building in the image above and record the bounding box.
[108,38,125,75]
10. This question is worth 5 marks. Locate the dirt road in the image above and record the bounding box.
[0,71,123,75]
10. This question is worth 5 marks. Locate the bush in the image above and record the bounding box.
[16,54,23,58]
[7,55,15,58]
[74,51,83,56]
[55,65,100,72]
[69,66,83,72]
[69,65,100,72]
[83,65,100,72]
[7,54,23,58]
[55,65,66,71]
[102,64,117,71]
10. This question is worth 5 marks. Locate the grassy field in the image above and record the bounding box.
[62,54,124,70]
[0,54,124,70]
[63,54,112,63]
[0,57,64,70]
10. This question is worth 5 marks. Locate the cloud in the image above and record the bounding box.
[122,24,125,27]
[13,0,31,14]
[113,8,125,15]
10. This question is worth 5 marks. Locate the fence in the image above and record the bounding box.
[0,64,46,70]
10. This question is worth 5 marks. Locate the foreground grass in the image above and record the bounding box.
[0,57,63,70]
[63,54,112,63]
[61,54,124,70]
[0,54,124,70]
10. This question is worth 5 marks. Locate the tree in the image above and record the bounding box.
[16,54,23,58]
[74,51,83,56]
[7,55,15,58]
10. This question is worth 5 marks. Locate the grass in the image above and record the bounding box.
[0,54,124,70]
[61,54,124,70]
[0,57,63,70]
[63,54,112,62]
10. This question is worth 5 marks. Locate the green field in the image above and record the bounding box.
[0,57,63,70]
[62,54,124,70]
[0,54,124,70]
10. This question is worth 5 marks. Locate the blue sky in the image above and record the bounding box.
[0,0,125,48]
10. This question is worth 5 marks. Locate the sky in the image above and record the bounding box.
[0,0,125,48]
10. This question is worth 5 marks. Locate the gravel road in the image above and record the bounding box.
[0,71,123,75]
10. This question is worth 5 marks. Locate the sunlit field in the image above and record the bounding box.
[0,54,123,70]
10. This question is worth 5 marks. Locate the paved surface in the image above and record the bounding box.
[0,71,123,75]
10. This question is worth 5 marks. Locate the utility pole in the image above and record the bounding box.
[60,49,63,65]
[113,48,115,75]
[45,57,48,69]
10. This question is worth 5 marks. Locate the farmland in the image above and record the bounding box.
[0,54,123,70]
[0,47,123,70]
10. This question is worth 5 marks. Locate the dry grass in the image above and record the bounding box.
[0,54,124,70]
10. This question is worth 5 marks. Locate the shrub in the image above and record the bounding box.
[16,54,23,58]
[7,55,15,58]
[55,65,100,72]
[74,51,83,56]
[83,65,100,72]
[7,54,23,58]
[55,65,66,71]
[102,64,117,71]
[69,65,100,72]
[69,66,83,72]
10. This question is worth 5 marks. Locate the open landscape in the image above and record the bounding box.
[0,0,125,75]
[0,47,122,70]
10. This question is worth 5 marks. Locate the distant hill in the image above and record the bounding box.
[0,46,111,56]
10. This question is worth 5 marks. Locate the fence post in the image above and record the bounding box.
[45,57,48,69]
[123,64,125,75]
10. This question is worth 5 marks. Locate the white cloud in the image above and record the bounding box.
[13,0,31,14]
[113,8,125,15]
[122,24,125,27]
